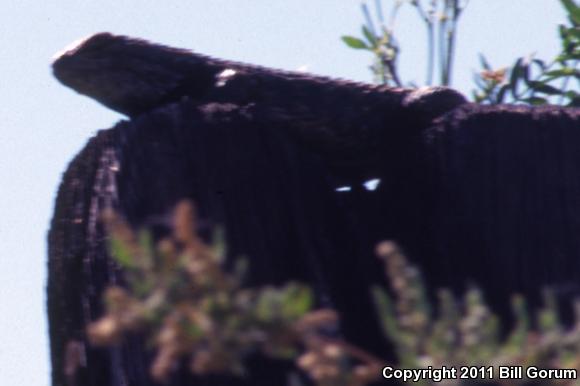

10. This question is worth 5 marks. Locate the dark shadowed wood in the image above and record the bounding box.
[423,104,580,321]
[49,101,407,386]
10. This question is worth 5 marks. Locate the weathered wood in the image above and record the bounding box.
[49,101,403,386]
[423,104,580,321]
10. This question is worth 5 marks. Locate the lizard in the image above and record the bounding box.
[52,33,467,170]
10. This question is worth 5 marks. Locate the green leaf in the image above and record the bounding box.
[362,26,378,48]
[527,80,563,95]
[281,284,312,319]
[110,236,137,269]
[560,0,580,25]
[521,96,548,106]
[567,26,580,40]
[532,58,547,71]
[509,58,524,95]
[545,67,579,77]
[341,35,369,50]
[568,51,580,59]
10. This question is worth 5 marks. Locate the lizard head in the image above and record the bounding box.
[52,32,211,117]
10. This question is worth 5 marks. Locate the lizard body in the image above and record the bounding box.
[52,33,467,170]
[52,32,466,119]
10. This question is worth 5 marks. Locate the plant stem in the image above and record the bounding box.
[439,5,448,85]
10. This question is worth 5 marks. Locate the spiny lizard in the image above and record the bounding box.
[52,32,467,166]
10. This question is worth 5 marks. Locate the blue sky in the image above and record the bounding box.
[0,1,568,385]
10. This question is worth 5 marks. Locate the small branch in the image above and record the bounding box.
[384,58,403,87]
[413,1,435,86]
[361,2,377,36]
[444,0,461,86]
[438,7,448,85]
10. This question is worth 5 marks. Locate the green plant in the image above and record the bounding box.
[343,0,580,107]
[341,0,468,87]
[473,0,580,106]
[88,203,580,385]
[373,241,580,385]
[88,202,382,385]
